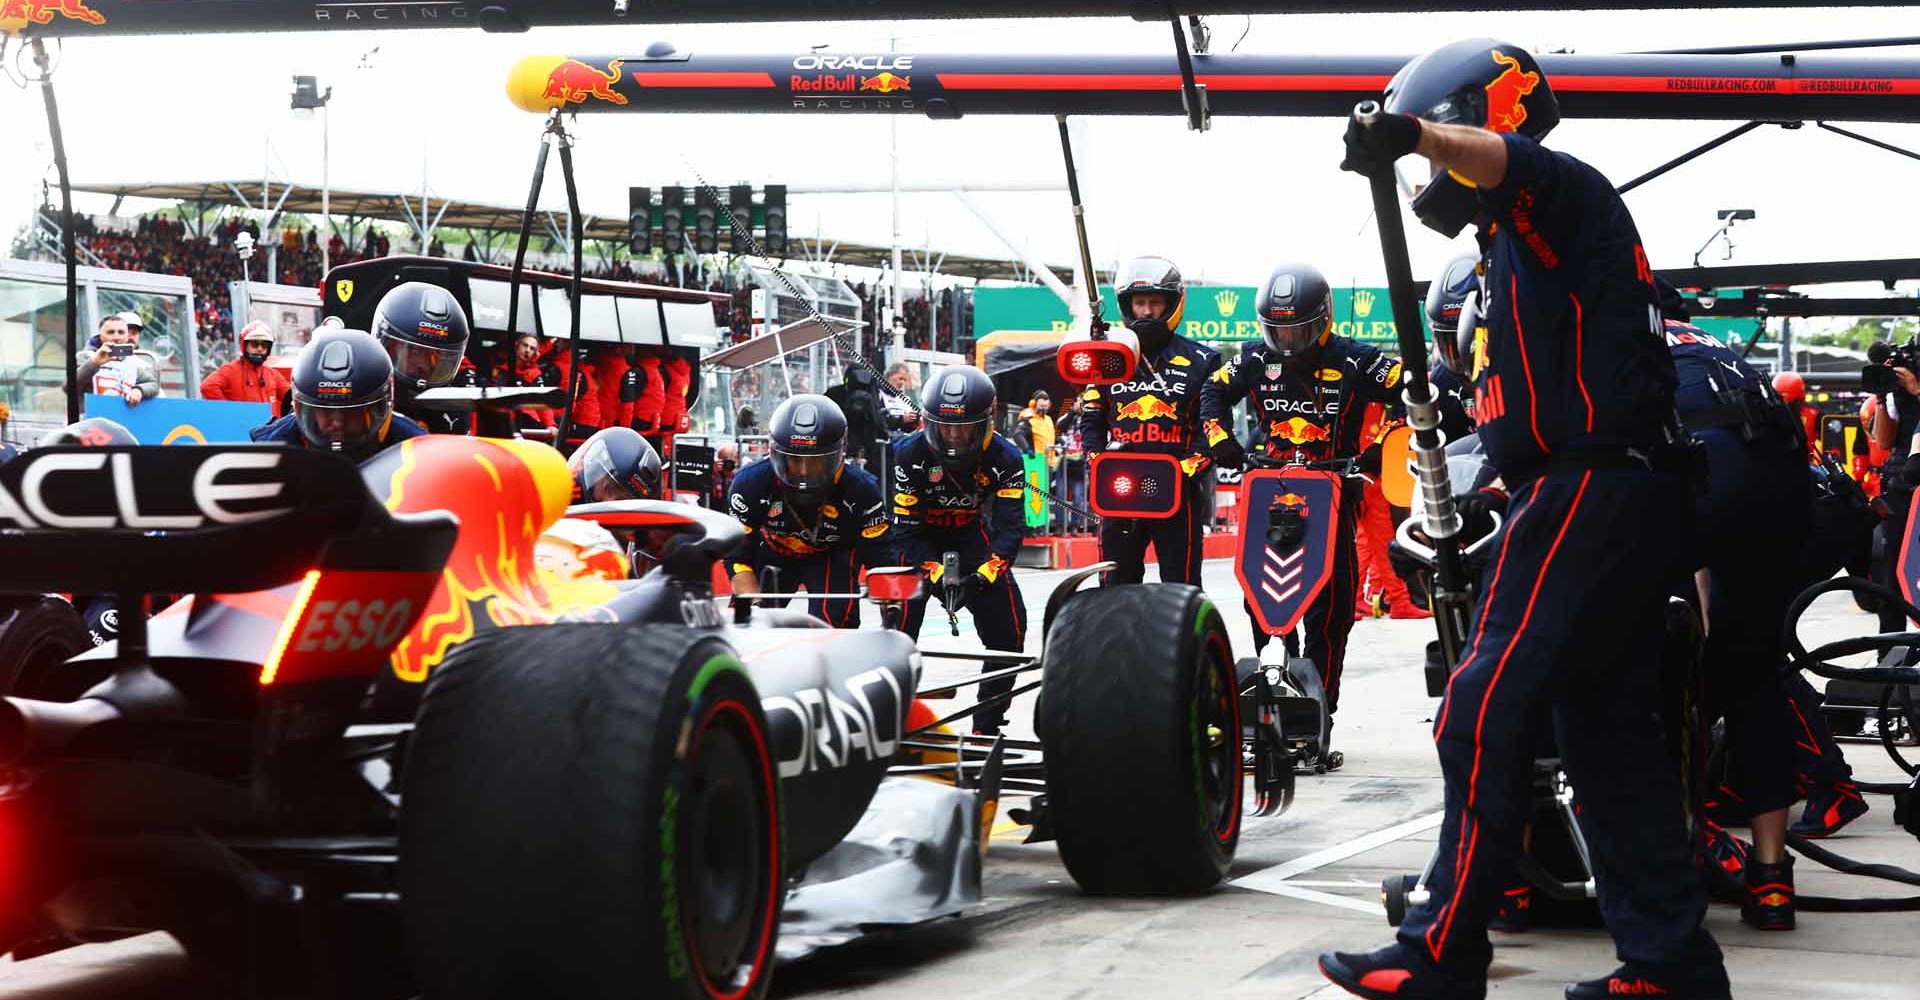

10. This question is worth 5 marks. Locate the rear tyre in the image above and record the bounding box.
[0,597,93,698]
[1038,583,1241,895]
[402,624,781,1000]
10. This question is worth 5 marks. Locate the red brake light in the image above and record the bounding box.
[259,570,324,686]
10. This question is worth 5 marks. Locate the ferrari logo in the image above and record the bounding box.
[335,279,354,303]
[1214,288,1239,315]
[1352,289,1376,318]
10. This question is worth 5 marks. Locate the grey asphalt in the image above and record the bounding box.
[5,558,1917,1000]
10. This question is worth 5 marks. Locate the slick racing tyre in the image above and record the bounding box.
[402,624,782,1000]
[1039,583,1241,895]
[0,596,92,698]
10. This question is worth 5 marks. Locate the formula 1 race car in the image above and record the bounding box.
[0,434,1242,999]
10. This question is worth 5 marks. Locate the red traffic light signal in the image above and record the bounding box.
[1090,453,1183,519]
[1057,327,1138,385]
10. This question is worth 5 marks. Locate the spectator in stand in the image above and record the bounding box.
[77,313,161,407]
[201,321,291,416]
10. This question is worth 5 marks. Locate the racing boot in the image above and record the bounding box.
[1487,883,1532,934]
[1742,856,1796,931]
[1791,781,1868,838]
[1388,597,1432,620]
[1565,964,1730,1000]
[1700,819,1750,903]
[1318,943,1485,1000]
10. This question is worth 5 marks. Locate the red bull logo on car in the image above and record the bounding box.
[543,57,628,106]
[1484,50,1540,133]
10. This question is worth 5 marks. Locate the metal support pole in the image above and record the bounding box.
[321,102,331,276]
[507,112,558,340]
[31,39,79,425]
[1617,120,1768,195]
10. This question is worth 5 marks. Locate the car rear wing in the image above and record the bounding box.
[0,445,456,597]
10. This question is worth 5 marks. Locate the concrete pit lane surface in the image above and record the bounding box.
[5,560,1917,1000]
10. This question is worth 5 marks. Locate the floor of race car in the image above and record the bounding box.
[6,560,1918,1000]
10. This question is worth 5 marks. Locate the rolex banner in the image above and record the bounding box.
[1022,452,1051,530]
[973,285,1405,347]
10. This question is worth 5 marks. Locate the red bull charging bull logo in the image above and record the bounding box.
[1484,51,1541,133]
[1270,417,1332,446]
[1114,394,1181,423]
[543,57,628,106]
[0,0,105,29]
[861,72,911,94]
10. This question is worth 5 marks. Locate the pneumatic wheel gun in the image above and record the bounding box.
[940,551,964,637]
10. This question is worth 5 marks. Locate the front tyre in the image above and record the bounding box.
[1038,583,1241,895]
[401,624,781,1000]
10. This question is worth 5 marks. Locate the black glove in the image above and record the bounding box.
[1453,488,1509,546]
[937,573,984,613]
[1340,110,1423,177]
[1211,434,1247,471]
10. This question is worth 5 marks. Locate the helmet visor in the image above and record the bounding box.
[575,437,660,501]
[927,415,991,463]
[296,397,391,455]
[772,446,844,495]
[1261,313,1330,356]
[384,339,463,387]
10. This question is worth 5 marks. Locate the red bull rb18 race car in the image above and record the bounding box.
[0,432,1246,999]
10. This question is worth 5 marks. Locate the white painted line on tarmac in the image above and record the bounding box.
[1232,811,1443,895]
[1253,883,1386,917]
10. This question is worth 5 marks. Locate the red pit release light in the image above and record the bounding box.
[1056,327,1139,386]
[1090,453,1182,520]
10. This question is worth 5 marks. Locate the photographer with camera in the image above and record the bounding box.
[77,313,162,407]
[824,361,888,471]
[1865,340,1920,633]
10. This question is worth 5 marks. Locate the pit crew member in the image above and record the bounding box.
[891,365,1028,734]
[729,394,890,628]
[1080,255,1221,584]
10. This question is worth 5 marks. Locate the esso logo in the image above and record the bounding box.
[293,598,415,656]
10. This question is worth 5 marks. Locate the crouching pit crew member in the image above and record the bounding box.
[728,394,890,628]
[1198,261,1404,742]
[1321,39,1729,1000]
[1082,255,1221,584]
[251,328,426,463]
[892,365,1028,735]
[372,280,478,434]
[569,425,663,503]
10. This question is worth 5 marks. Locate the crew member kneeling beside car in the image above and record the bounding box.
[728,394,891,628]
[251,328,426,463]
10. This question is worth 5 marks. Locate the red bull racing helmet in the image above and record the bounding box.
[1255,264,1333,359]
[1425,252,1483,373]
[769,393,848,503]
[1384,38,1560,237]
[1114,255,1186,350]
[372,281,471,390]
[292,329,395,456]
[920,365,997,470]
[569,426,663,502]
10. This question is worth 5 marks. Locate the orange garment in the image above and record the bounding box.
[200,359,292,417]
[1354,476,1416,617]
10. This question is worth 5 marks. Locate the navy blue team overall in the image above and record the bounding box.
[891,430,1028,731]
[1668,319,1809,829]
[1079,332,1219,584]
[1197,335,1402,714]
[727,458,891,627]
[1394,134,1725,988]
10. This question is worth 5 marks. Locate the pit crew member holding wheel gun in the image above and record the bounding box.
[1197,262,1404,731]
[728,394,890,628]
[891,365,1029,735]
[1080,255,1220,584]
[1320,39,1727,1000]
